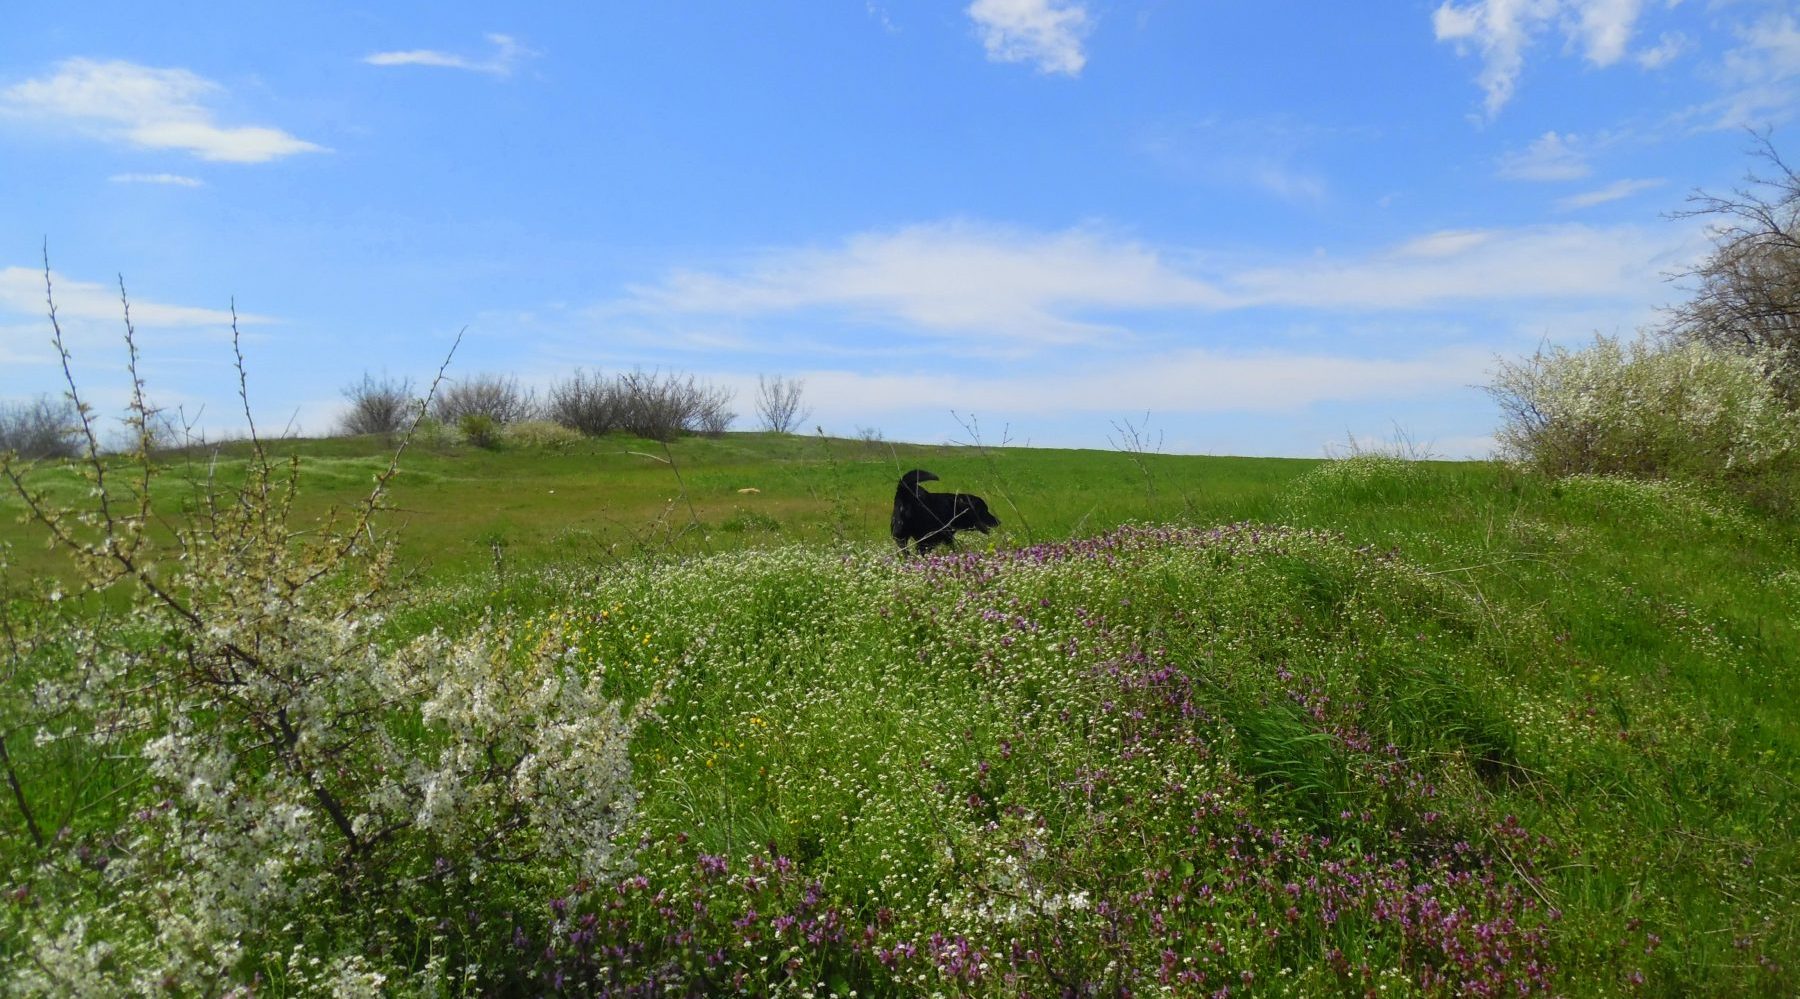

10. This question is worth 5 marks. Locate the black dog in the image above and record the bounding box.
[891,469,1000,554]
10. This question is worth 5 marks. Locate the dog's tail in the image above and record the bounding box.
[898,469,939,492]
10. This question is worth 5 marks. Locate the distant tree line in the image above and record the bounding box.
[337,368,813,445]
[1,367,815,459]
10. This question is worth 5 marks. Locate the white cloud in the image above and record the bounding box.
[616,218,1696,345]
[363,33,536,77]
[1135,117,1336,204]
[0,266,271,328]
[1497,130,1590,181]
[966,0,1090,76]
[1634,31,1688,69]
[623,221,1229,341]
[0,59,326,163]
[1711,12,1800,127]
[1229,223,1690,310]
[109,172,204,187]
[1433,0,1546,117]
[1555,177,1663,209]
[1393,230,1494,258]
[1433,0,1645,116]
[865,3,899,34]
[1572,0,1643,67]
[799,346,1492,417]
[0,323,51,368]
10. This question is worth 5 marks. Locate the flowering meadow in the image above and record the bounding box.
[2,436,1797,995]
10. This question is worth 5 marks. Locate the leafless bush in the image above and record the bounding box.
[547,368,624,435]
[755,374,811,433]
[1661,130,1800,404]
[615,369,735,441]
[431,373,538,426]
[337,373,416,436]
[0,395,80,459]
[693,382,736,437]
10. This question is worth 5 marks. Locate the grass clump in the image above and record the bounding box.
[502,418,585,449]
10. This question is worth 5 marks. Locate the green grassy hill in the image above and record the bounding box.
[1,430,1318,580]
[2,432,1795,995]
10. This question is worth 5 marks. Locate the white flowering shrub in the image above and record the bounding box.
[1487,335,1800,509]
[0,284,638,993]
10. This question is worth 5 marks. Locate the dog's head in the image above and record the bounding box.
[955,494,1000,531]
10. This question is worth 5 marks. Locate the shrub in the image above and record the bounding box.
[615,369,734,441]
[546,369,734,440]
[502,418,585,449]
[0,395,80,459]
[459,411,500,448]
[337,373,416,436]
[1488,334,1800,509]
[546,368,623,435]
[754,374,810,434]
[692,381,736,437]
[1,286,640,992]
[431,373,538,426]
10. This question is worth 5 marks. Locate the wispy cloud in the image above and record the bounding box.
[800,346,1493,418]
[1709,12,1800,127]
[1135,116,1340,204]
[0,266,271,328]
[363,33,536,77]
[1556,177,1663,210]
[109,172,203,187]
[1574,0,1644,67]
[1230,222,1692,310]
[1635,31,1689,70]
[865,3,899,34]
[966,0,1091,76]
[0,59,326,163]
[623,221,1225,342]
[1433,0,1645,117]
[1392,230,1493,258]
[1497,130,1590,181]
[614,218,1696,345]
[1432,1,1538,118]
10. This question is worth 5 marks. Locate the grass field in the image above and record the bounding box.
[2,430,1796,996]
[0,430,1317,581]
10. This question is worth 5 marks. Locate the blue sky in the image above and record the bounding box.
[2,1,1796,458]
